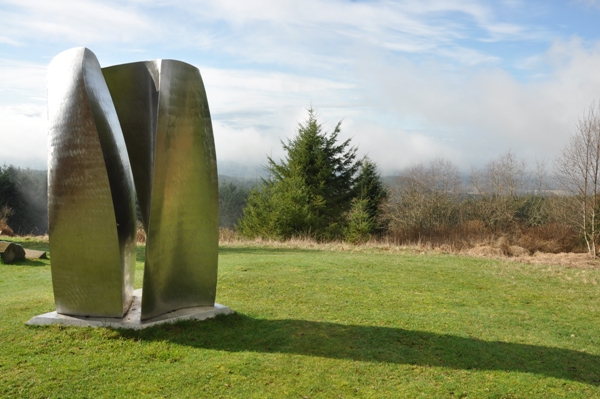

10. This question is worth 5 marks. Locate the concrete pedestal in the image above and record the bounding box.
[26,289,233,330]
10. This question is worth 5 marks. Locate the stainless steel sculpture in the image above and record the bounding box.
[47,48,219,321]
[103,61,219,320]
[48,48,137,317]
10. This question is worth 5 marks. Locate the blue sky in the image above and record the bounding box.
[2,0,600,176]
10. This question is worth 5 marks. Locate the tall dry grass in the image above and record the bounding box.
[383,220,583,255]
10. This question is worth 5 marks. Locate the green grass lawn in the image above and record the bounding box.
[1,239,600,398]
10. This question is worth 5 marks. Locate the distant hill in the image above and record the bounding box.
[219,175,261,189]
[217,161,267,180]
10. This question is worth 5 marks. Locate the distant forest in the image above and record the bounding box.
[0,157,595,256]
[0,165,255,235]
[2,102,600,257]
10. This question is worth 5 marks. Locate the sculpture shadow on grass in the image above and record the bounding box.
[118,313,600,387]
[4,260,48,267]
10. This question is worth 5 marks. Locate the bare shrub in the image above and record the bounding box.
[0,205,15,237]
[516,223,580,254]
[384,158,463,242]
[470,150,548,232]
[555,102,600,256]
[136,221,146,244]
[219,227,239,243]
[381,151,583,254]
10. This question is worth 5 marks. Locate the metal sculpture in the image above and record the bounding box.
[47,48,219,321]
[103,60,219,320]
[48,48,137,317]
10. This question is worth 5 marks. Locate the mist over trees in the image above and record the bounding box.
[0,164,254,236]
[385,158,463,241]
[0,166,48,235]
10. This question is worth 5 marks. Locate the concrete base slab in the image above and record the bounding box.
[26,289,233,330]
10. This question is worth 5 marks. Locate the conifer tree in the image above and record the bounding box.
[238,108,359,240]
[354,157,388,234]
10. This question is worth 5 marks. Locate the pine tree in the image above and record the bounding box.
[219,182,249,229]
[356,157,389,234]
[344,197,374,244]
[346,157,388,239]
[238,108,359,240]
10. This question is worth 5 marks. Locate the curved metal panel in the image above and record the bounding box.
[140,60,218,320]
[47,48,137,317]
[102,62,159,232]
[104,60,218,320]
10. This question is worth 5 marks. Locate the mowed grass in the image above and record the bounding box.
[1,239,600,398]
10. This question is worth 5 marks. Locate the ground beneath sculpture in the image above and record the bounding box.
[26,289,233,330]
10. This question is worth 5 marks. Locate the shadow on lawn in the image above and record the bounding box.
[118,313,600,386]
[1,259,47,267]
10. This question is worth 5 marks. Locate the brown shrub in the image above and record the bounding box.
[219,227,239,243]
[508,245,529,257]
[136,221,146,244]
[383,218,583,256]
[0,222,15,237]
[0,205,15,237]
[515,223,581,254]
[494,236,511,255]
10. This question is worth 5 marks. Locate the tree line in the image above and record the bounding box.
[227,104,600,256]
[4,103,600,256]
[0,164,254,237]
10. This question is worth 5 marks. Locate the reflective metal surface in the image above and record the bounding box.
[104,60,219,321]
[47,48,137,317]
[102,62,158,232]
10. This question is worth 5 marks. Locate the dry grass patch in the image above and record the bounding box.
[219,228,599,269]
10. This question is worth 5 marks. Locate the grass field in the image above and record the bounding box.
[1,238,600,398]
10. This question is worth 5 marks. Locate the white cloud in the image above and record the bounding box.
[202,66,362,170]
[573,0,600,9]
[213,121,276,167]
[122,0,544,70]
[351,36,600,172]
[0,0,598,179]
[6,36,600,176]
[0,59,46,102]
[0,0,156,44]
[0,104,47,169]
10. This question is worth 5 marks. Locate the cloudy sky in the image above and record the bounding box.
[2,0,600,176]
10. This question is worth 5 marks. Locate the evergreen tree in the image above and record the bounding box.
[219,182,249,229]
[353,157,388,234]
[238,108,359,240]
[344,197,374,244]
